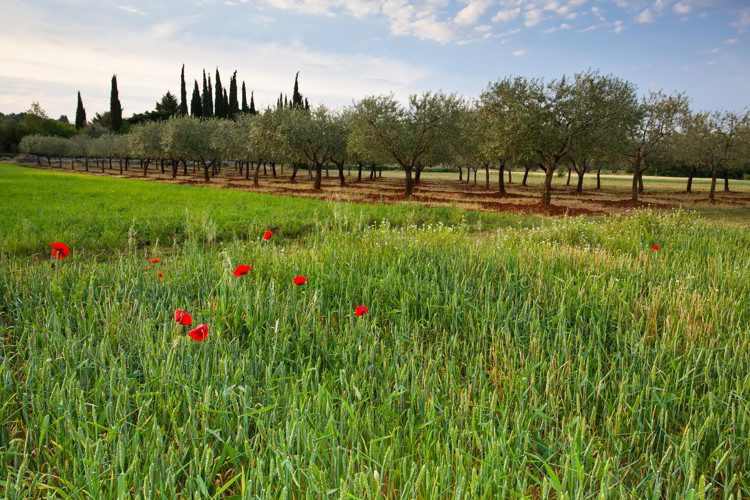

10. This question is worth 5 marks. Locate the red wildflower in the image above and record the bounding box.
[233,264,252,277]
[651,244,661,251]
[50,242,71,259]
[149,258,161,263]
[174,309,193,326]
[292,275,308,286]
[262,230,273,241]
[188,324,209,342]
[157,272,165,279]
[354,305,369,317]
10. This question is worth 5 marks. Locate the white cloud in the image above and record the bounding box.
[652,0,669,12]
[725,38,738,45]
[117,4,146,15]
[698,47,720,54]
[544,22,571,33]
[612,19,625,33]
[524,9,543,27]
[493,8,521,22]
[512,48,528,56]
[0,2,430,117]
[672,2,691,15]
[454,0,493,26]
[636,9,655,23]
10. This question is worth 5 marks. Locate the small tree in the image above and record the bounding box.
[229,71,239,118]
[350,92,463,196]
[129,121,163,176]
[622,91,689,202]
[179,64,189,116]
[279,106,337,190]
[191,80,203,118]
[110,75,123,132]
[162,116,218,182]
[241,82,249,113]
[75,91,86,130]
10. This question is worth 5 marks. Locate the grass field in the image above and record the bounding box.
[1,163,749,497]
[14,159,750,227]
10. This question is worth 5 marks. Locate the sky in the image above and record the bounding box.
[0,0,748,119]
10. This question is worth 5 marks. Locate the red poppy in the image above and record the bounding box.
[651,244,661,251]
[188,324,209,342]
[233,264,252,277]
[262,230,273,241]
[50,242,71,259]
[157,272,165,279]
[292,275,308,286]
[174,309,193,326]
[354,305,369,317]
[149,258,161,263]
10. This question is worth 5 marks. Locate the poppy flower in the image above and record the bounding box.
[262,230,273,241]
[149,258,161,263]
[233,264,252,277]
[50,242,70,260]
[174,309,193,326]
[651,244,661,251]
[292,275,308,286]
[157,272,165,279]
[354,305,369,317]
[188,324,209,342]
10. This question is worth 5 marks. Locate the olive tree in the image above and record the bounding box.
[129,121,164,176]
[19,135,42,164]
[279,105,337,190]
[565,73,639,193]
[161,116,219,182]
[622,91,689,202]
[349,92,463,196]
[698,111,748,203]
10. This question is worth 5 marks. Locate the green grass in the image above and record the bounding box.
[1,164,749,497]
[0,164,534,256]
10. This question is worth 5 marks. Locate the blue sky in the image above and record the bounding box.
[0,0,748,119]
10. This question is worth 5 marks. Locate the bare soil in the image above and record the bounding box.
[12,160,750,218]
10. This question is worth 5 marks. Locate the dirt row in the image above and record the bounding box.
[13,161,750,217]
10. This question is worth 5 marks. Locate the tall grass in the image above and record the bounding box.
[1,202,748,496]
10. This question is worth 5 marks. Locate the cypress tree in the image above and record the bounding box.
[214,69,224,118]
[191,80,202,117]
[223,87,229,118]
[250,91,257,115]
[207,75,214,118]
[241,82,249,112]
[304,97,310,111]
[75,91,86,130]
[229,71,239,118]
[202,70,212,117]
[292,71,303,108]
[179,64,188,115]
[277,93,282,110]
[283,94,288,108]
[110,74,123,131]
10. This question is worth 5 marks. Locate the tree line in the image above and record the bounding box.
[19,69,750,205]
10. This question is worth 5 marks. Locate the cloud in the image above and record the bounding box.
[612,20,625,33]
[699,47,720,54]
[652,0,669,12]
[493,8,521,22]
[512,48,528,56]
[725,38,738,44]
[0,2,431,117]
[672,2,691,14]
[454,0,493,26]
[117,4,146,15]
[544,22,572,33]
[524,9,544,27]
[636,9,655,23]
